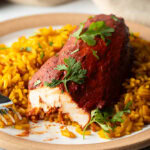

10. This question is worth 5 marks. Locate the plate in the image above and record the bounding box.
[0,13,150,150]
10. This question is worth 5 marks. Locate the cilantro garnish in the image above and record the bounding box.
[20,47,32,52]
[34,80,41,86]
[38,43,42,48]
[111,15,119,22]
[49,41,53,46]
[83,101,132,139]
[26,47,32,52]
[111,111,124,123]
[88,16,94,19]
[71,49,80,55]
[73,23,84,40]
[106,39,111,46]
[124,101,132,110]
[55,53,59,57]
[83,108,112,139]
[44,57,87,92]
[40,51,44,59]
[111,101,132,123]
[44,79,61,88]
[73,21,114,46]
[130,32,137,38]
[0,47,7,50]
[92,49,100,60]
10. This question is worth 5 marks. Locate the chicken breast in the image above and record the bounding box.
[28,14,131,127]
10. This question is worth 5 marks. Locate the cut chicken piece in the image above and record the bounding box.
[28,87,90,127]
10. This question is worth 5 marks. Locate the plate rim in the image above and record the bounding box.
[0,13,150,150]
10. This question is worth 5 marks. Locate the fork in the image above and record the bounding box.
[0,94,22,125]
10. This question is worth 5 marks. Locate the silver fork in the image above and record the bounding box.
[0,94,22,125]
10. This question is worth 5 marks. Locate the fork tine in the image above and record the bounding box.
[7,113,15,124]
[0,111,8,125]
[15,111,22,120]
[8,108,22,120]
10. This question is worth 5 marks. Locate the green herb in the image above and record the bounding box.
[40,51,45,59]
[83,108,112,139]
[34,80,41,86]
[80,34,96,46]
[124,101,132,113]
[73,23,84,40]
[92,49,99,60]
[49,41,53,46]
[111,15,119,22]
[20,47,32,52]
[130,32,137,38]
[0,47,7,50]
[44,57,87,92]
[130,32,134,37]
[55,53,59,57]
[124,101,132,110]
[26,47,32,52]
[20,47,24,51]
[71,49,80,55]
[106,39,111,46]
[88,16,94,19]
[83,101,132,139]
[44,79,61,87]
[111,111,124,123]
[38,43,42,48]
[111,101,132,123]
[73,21,114,46]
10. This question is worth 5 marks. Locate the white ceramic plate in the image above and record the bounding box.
[0,13,150,150]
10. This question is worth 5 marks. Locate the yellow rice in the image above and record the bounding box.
[0,25,150,139]
[0,24,75,129]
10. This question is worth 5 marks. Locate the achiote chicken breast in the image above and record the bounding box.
[28,14,130,128]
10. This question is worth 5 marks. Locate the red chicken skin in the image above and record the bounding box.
[28,14,131,127]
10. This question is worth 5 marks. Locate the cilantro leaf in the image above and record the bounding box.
[40,51,44,59]
[73,21,114,46]
[111,101,132,123]
[45,57,87,92]
[34,80,41,86]
[49,41,53,46]
[124,101,132,110]
[0,47,7,50]
[20,47,32,52]
[111,111,124,123]
[111,15,119,22]
[44,79,61,88]
[55,53,59,57]
[26,47,32,52]
[106,39,111,46]
[83,108,112,139]
[92,49,100,60]
[83,101,132,139]
[38,43,42,48]
[55,64,68,71]
[80,34,96,46]
[73,23,84,39]
[71,49,80,55]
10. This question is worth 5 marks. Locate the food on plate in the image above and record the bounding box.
[0,14,150,139]
[0,24,75,129]
[28,14,131,128]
